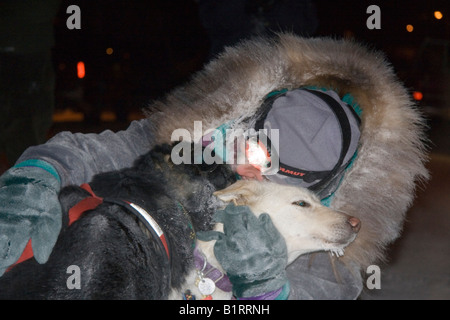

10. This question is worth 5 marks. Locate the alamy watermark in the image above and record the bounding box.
[170,121,280,175]
[66,265,81,290]
[65,263,381,290]
[66,5,381,31]
[367,5,381,30]
[366,264,381,290]
[66,5,81,30]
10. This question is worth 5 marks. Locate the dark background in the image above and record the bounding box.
[50,0,450,129]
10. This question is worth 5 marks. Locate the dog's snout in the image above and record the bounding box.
[347,217,361,233]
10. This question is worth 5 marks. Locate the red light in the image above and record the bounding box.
[77,61,85,79]
[413,91,423,101]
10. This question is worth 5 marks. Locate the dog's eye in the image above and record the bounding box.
[292,201,310,208]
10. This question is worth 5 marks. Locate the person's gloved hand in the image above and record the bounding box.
[197,203,289,299]
[0,161,62,276]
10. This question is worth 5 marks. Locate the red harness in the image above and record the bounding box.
[7,183,170,272]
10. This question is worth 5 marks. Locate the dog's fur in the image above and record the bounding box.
[180,179,360,299]
[0,144,359,299]
[145,34,430,270]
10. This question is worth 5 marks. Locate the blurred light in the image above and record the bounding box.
[106,47,114,55]
[406,24,414,32]
[77,61,85,79]
[53,109,84,122]
[100,111,117,122]
[434,11,443,20]
[343,29,355,39]
[413,91,423,101]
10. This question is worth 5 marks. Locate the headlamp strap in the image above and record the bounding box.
[303,89,352,189]
[254,88,354,187]
[277,162,332,183]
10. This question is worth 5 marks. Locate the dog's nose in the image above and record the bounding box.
[347,217,361,233]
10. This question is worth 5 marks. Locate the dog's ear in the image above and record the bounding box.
[213,180,262,205]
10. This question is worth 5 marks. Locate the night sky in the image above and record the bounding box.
[52,0,450,114]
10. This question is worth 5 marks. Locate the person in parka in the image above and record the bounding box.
[0,34,429,299]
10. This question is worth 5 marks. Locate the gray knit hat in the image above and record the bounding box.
[255,88,361,199]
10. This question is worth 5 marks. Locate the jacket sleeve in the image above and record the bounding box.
[16,119,155,187]
[286,252,363,300]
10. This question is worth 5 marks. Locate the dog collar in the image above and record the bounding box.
[193,246,232,293]
[113,199,171,261]
[9,183,171,272]
[183,247,232,299]
[70,183,171,261]
[176,201,196,250]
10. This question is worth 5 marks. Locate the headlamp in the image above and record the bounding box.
[245,136,271,172]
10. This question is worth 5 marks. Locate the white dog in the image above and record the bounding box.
[173,180,360,299]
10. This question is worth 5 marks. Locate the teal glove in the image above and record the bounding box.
[0,161,62,276]
[197,203,288,299]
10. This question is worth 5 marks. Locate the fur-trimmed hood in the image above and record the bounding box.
[146,34,429,270]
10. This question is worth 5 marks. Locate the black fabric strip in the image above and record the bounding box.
[277,161,331,182]
[302,89,352,190]
[254,91,288,132]
[103,197,172,282]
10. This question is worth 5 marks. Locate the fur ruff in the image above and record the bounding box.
[145,34,430,271]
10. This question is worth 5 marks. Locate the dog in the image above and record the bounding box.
[180,179,361,299]
[0,143,359,300]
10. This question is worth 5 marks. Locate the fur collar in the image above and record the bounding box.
[144,34,429,270]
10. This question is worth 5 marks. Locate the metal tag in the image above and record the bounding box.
[197,277,216,296]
